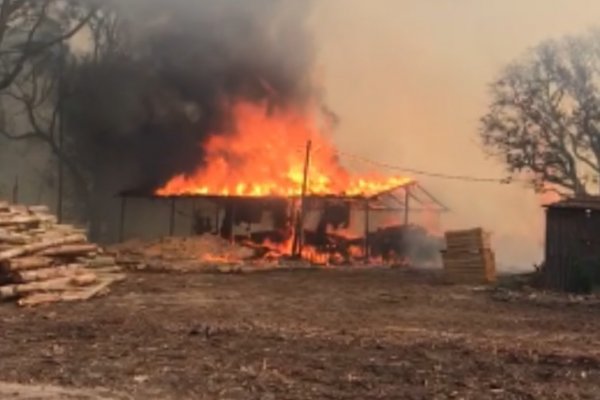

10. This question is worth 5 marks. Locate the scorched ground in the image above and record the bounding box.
[0,268,599,399]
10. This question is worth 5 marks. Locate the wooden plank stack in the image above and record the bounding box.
[442,228,496,284]
[0,200,125,306]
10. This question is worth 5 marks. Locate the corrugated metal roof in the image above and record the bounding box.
[545,196,600,211]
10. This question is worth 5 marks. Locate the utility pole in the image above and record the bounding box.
[292,140,312,257]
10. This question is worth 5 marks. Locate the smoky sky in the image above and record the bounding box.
[65,0,319,191]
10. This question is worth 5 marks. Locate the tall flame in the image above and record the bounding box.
[156,101,411,197]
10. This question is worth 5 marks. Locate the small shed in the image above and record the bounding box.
[543,197,600,291]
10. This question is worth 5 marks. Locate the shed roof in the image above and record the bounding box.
[545,196,600,211]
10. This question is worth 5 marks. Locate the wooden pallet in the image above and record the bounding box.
[442,228,496,284]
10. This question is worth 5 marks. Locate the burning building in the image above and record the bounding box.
[117,101,446,266]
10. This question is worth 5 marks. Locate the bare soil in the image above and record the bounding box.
[1,268,599,399]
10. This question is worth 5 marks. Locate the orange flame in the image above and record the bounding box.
[156,101,412,197]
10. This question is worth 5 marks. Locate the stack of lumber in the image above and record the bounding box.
[441,228,496,284]
[0,200,125,306]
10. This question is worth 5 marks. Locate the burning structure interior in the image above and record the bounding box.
[118,182,447,265]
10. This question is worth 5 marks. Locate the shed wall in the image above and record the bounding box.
[544,207,600,291]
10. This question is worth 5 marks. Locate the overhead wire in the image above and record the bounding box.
[334,150,519,184]
[290,142,521,184]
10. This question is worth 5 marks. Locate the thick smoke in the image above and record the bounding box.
[66,0,319,191]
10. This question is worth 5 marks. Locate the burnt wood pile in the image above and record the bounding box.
[0,201,125,306]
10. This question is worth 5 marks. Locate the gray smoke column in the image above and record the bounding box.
[66,0,320,191]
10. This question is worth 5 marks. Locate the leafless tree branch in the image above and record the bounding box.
[0,1,97,92]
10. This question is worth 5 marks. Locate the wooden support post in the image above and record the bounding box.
[12,175,19,204]
[291,207,300,257]
[169,198,176,236]
[230,202,236,244]
[119,197,127,242]
[293,140,312,257]
[190,199,197,235]
[404,185,411,226]
[215,204,220,235]
[364,198,370,261]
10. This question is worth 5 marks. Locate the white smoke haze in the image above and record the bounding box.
[309,0,600,271]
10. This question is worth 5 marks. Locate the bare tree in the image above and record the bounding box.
[0,0,96,92]
[481,30,600,197]
[0,0,98,169]
[1,45,88,196]
[0,0,101,223]
[87,7,125,63]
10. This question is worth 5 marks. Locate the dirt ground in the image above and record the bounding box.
[0,268,599,400]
